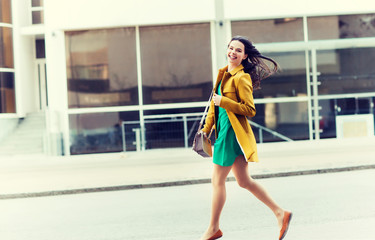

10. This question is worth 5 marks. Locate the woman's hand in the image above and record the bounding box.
[213,93,222,106]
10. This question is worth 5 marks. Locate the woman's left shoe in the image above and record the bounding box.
[207,229,223,240]
[279,211,292,240]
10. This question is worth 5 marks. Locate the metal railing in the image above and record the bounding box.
[120,113,293,152]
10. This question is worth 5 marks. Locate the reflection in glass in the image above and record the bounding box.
[0,27,14,68]
[140,23,212,104]
[65,28,138,108]
[32,0,43,7]
[0,72,15,113]
[231,18,304,43]
[69,111,139,154]
[317,48,375,95]
[143,107,206,149]
[0,0,12,23]
[308,14,375,40]
[32,11,44,24]
[251,101,309,142]
[253,51,307,99]
[319,97,375,139]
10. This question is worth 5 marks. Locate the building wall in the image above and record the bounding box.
[3,0,375,155]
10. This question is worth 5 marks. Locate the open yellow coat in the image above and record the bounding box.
[202,65,259,162]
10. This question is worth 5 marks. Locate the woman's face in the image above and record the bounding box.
[227,40,248,67]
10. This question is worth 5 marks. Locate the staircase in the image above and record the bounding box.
[0,112,46,156]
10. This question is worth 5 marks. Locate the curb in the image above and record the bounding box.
[1,164,375,200]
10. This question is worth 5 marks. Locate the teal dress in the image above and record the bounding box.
[213,81,243,167]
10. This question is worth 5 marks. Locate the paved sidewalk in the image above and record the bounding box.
[1,138,375,199]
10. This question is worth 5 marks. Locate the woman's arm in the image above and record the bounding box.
[220,73,256,117]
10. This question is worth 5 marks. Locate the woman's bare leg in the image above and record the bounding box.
[200,164,232,240]
[231,155,286,228]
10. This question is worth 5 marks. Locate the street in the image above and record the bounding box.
[1,169,375,240]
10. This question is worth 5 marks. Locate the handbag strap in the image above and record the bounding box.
[198,91,214,137]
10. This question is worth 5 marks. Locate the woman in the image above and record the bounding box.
[200,36,292,240]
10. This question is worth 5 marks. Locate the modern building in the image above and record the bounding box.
[1,0,375,156]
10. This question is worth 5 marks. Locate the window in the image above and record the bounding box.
[317,48,375,95]
[251,101,310,142]
[65,28,138,108]
[0,72,15,113]
[253,51,307,99]
[69,111,139,154]
[31,0,44,24]
[232,18,304,43]
[0,0,12,23]
[0,27,13,68]
[308,14,375,40]
[139,23,212,104]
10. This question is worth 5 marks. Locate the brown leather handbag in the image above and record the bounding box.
[192,92,214,158]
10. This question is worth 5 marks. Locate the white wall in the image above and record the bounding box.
[224,0,375,20]
[44,0,215,30]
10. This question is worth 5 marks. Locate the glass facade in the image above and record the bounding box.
[308,14,375,40]
[69,111,139,154]
[0,0,15,113]
[140,23,212,104]
[65,28,138,108]
[231,18,304,43]
[31,0,44,24]
[317,48,375,95]
[65,13,375,154]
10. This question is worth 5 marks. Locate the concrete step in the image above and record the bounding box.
[0,112,46,156]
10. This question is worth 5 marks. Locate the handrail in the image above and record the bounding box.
[249,120,293,142]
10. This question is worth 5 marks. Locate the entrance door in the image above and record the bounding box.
[35,59,47,111]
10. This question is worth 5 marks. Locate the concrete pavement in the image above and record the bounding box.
[1,137,375,199]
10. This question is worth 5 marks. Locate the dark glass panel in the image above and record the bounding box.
[0,27,14,68]
[140,23,212,104]
[232,18,304,43]
[0,72,15,113]
[69,111,139,154]
[317,48,375,95]
[65,28,138,108]
[251,101,309,142]
[253,51,307,99]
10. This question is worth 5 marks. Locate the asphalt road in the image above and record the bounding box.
[1,169,375,240]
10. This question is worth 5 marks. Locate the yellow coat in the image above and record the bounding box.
[202,64,259,162]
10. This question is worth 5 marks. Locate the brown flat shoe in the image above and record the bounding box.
[207,229,223,240]
[279,211,292,240]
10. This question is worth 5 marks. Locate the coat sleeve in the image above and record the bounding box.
[220,73,256,117]
[201,99,215,134]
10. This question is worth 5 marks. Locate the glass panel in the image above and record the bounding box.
[69,111,139,154]
[35,39,45,59]
[32,0,43,7]
[0,0,12,23]
[253,51,307,99]
[143,107,206,149]
[317,48,375,95]
[308,13,375,40]
[140,23,212,104]
[0,72,15,113]
[319,97,375,139]
[0,27,13,68]
[251,101,310,142]
[32,11,44,24]
[231,18,304,43]
[66,28,138,108]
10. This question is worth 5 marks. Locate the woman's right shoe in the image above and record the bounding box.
[207,229,223,240]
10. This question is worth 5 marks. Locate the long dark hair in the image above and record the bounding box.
[229,36,278,90]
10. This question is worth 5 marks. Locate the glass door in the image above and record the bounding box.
[311,47,375,139]
[35,59,47,111]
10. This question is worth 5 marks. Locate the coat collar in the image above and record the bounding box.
[219,64,244,76]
